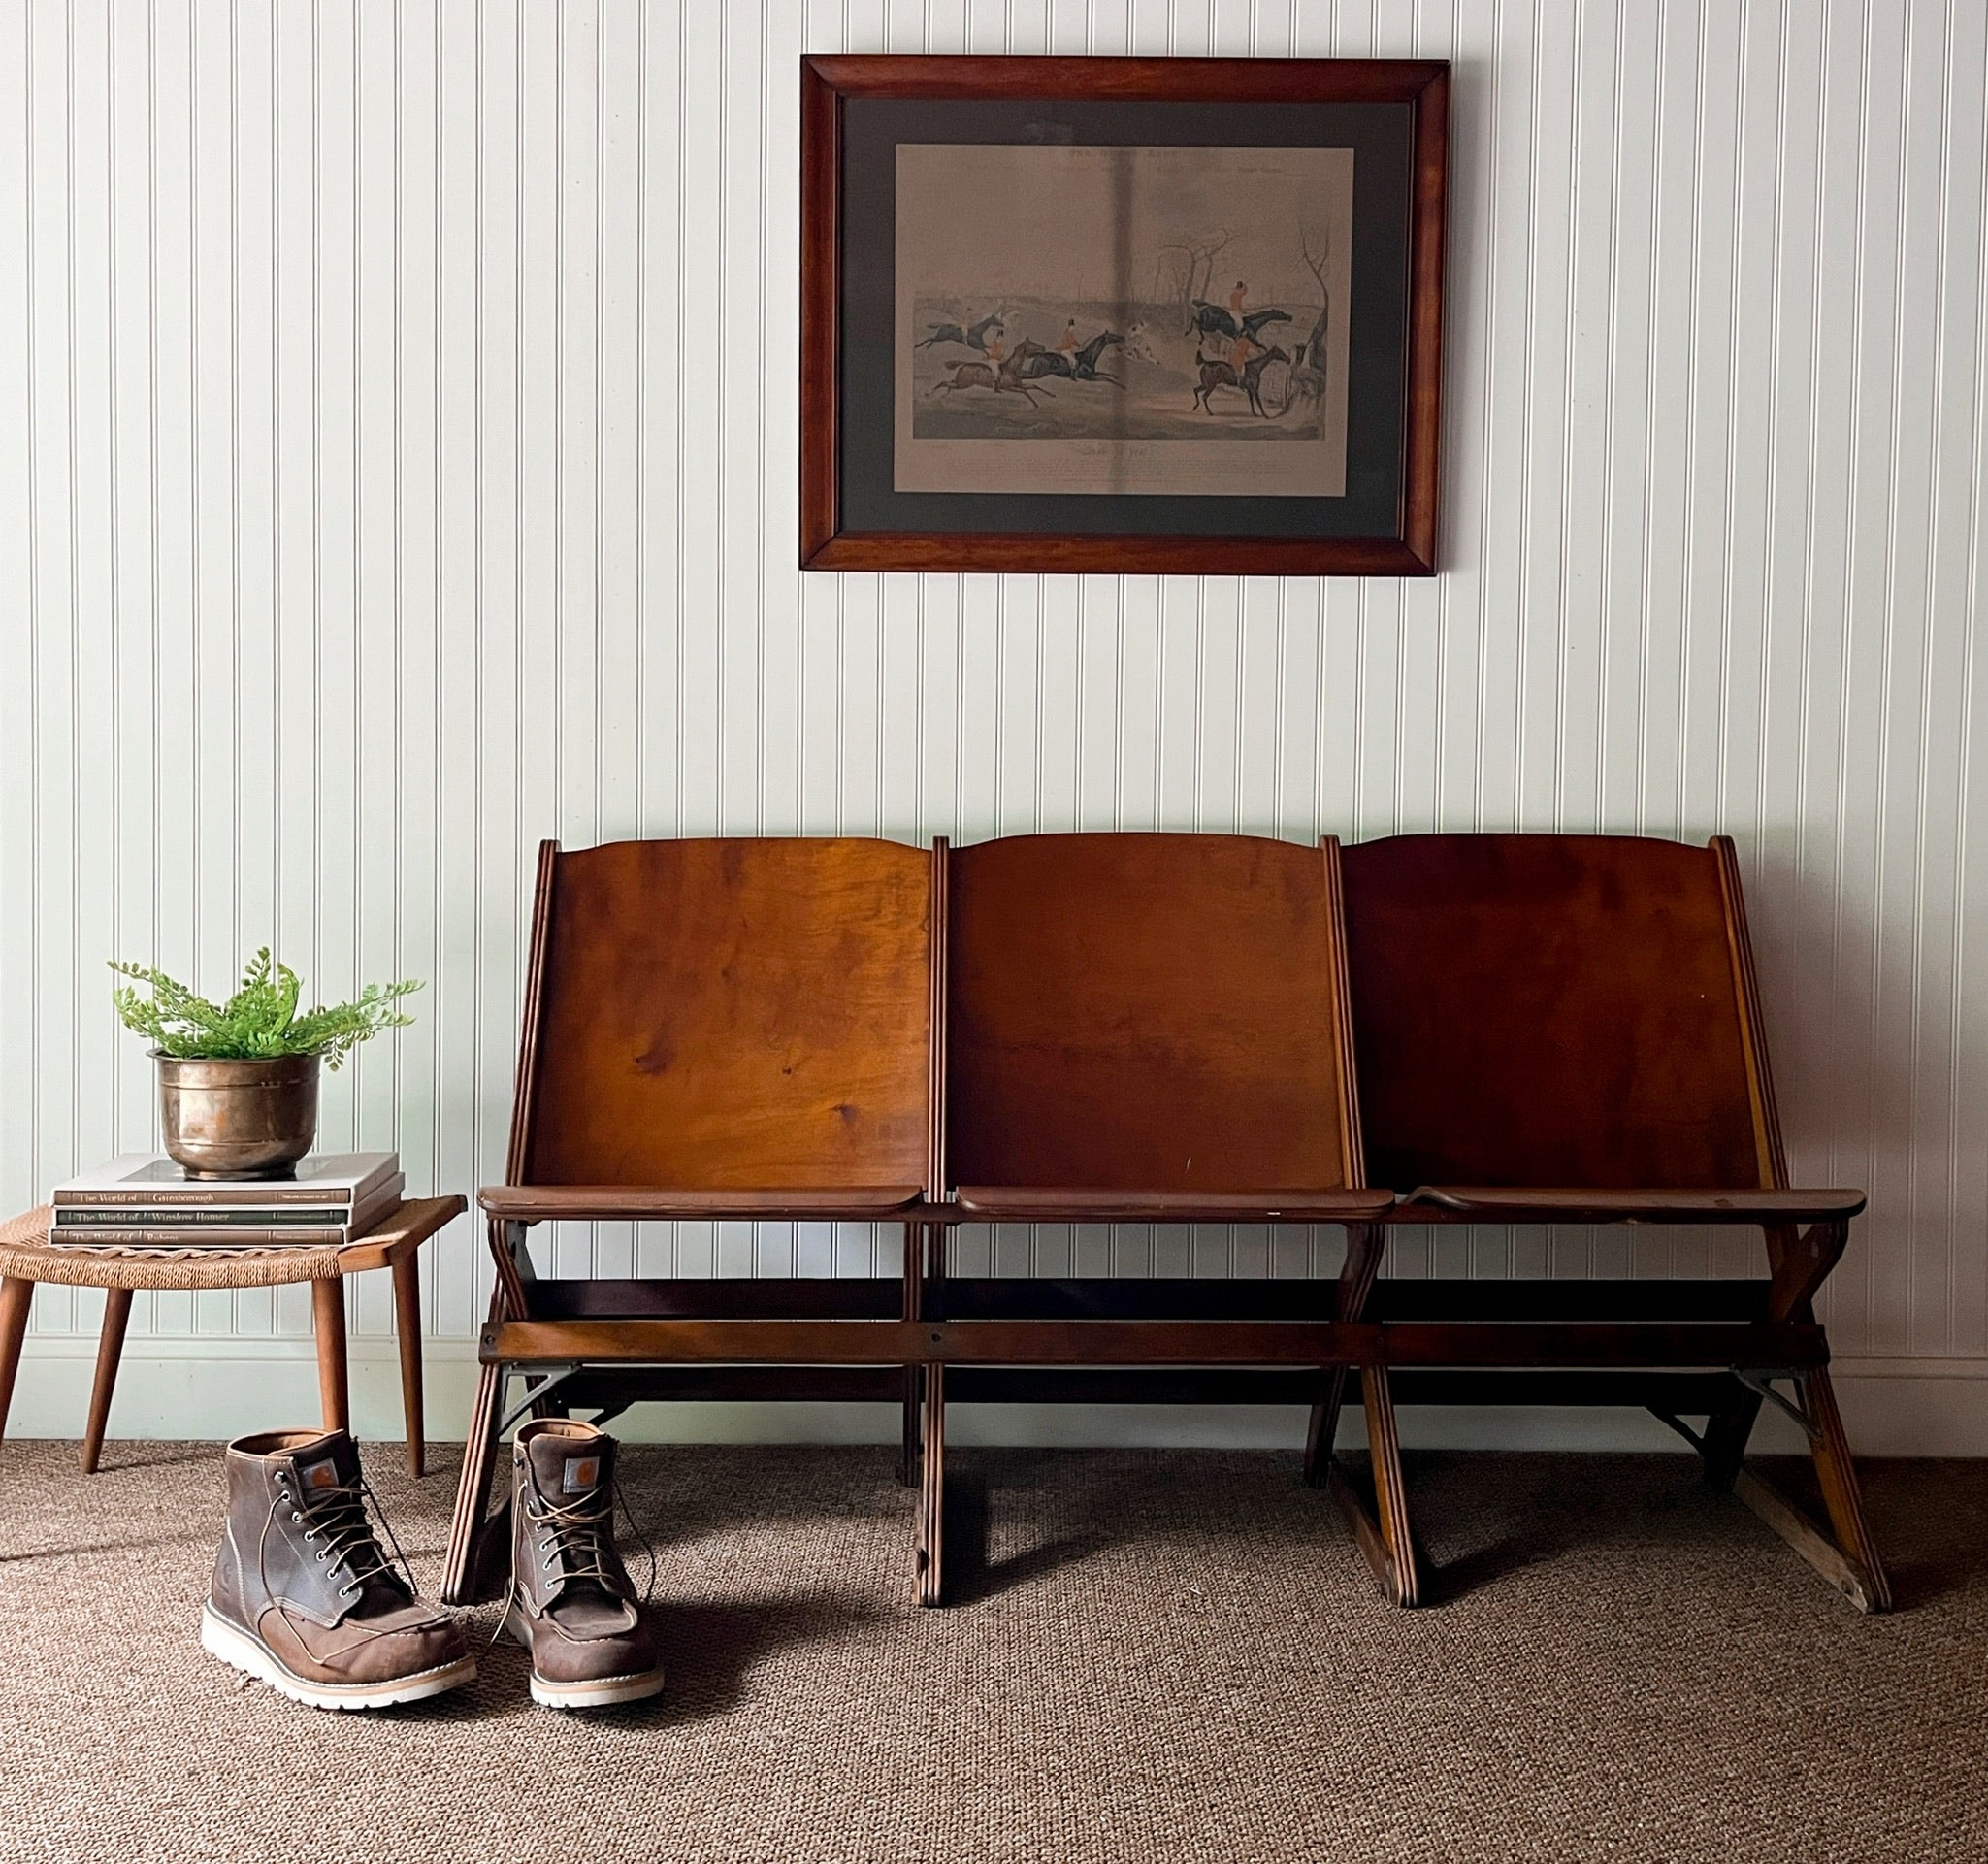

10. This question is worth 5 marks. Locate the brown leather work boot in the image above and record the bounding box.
[505,1420,663,1709]
[202,1428,475,1711]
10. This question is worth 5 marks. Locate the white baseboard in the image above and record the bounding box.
[14,1334,1986,1456]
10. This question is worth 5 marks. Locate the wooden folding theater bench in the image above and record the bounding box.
[449,829,1888,1616]
[1332,832,1888,1612]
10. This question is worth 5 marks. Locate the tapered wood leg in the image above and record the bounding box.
[442,1344,507,1605]
[1327,1366,1420,1607]
[310,1277,350,1435]
[0,1277,34,1455]
[391,1251,426,1477]
[916,1361,945,1606]
[80,1287,133,1474]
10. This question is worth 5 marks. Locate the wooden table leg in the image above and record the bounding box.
[310,1277,350,1436]
[0,1277,34,1454]
[81,1287,133,1474]
[391,1252,426,1477]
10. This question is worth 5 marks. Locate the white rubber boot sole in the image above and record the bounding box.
[504,1603,666,1710]
[527,1665,666,1710]
[201,1605,477,1712]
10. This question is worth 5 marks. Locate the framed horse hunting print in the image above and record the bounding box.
[799,56,1449,576]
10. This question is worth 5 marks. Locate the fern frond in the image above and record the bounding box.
[109,956,422,1064]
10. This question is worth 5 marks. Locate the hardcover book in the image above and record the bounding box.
[53,1152,400,1208]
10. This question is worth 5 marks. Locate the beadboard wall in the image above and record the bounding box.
[4,0,1986,1452]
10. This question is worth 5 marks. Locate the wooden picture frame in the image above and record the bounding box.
[799,55,1449,576]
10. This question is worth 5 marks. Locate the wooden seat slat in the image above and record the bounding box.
[952,1185,1394,1220]
[480,1184,925,1222]
[1400,1186,1867,1223]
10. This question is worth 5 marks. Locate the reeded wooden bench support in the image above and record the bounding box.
[441,1276,513,1606]
[1325,1370,1419,1606]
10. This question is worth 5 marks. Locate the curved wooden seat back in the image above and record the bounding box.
[513,837,938,1192]
[1341,834,1781,1194]
[945,833,1366,1194]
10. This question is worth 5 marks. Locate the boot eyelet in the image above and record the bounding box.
[291,1512,304,1524]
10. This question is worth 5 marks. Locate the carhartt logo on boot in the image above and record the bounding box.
[562,1456,600,1494]
[300,1459,339,1492]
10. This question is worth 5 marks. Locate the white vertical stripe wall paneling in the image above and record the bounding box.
[3,1,1986,1432]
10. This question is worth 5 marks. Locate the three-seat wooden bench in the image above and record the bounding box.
[442,831,1885,1616]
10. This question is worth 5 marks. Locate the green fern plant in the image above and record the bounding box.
[111,950,421,1069]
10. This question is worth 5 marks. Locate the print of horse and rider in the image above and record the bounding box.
[918,310,1126,407]
[1187,280,1294,418]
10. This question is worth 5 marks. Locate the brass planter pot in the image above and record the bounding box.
[157,1054,321,1179]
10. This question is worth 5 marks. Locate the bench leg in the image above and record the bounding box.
[1729,1367,1891,1612]
[899,1365,922,1488]
[1304,1366,1351,1488]
[81,1287,133,1474]
[1306,1222,1386,1488]
[1697,1379,1763,1491]
[1327,1366,1421,1607]
[391,1252,426,1477]
[310,1278,350,1436]
[899,1223,940,1487]
[0,1277,33,1455]
[916,1361,945,1607]
[442,1291,509,1606]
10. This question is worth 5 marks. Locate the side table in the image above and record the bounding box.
[0,1195,465,1477]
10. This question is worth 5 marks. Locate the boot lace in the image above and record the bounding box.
[526,1476,655,1597]
[263,1467,418,1605]
[492,1473,655,1648]
[527,1488,623,1590]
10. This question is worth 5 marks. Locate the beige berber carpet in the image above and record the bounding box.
[0,1441,1981,1863]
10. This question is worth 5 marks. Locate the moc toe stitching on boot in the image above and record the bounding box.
[266,1602,469,1687]
[507,1421,664,1710]
[201,1428,475,1712]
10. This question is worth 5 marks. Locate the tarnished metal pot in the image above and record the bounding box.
[156,1054,320,1179]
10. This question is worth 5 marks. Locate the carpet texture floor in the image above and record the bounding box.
[0,1440,1981,1863]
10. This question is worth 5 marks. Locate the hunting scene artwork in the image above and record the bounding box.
[894,144,1354,499]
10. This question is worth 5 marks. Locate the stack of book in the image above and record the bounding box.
[49,1153,404,1250]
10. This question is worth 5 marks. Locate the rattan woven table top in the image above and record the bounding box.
[0,1196,465,1290]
